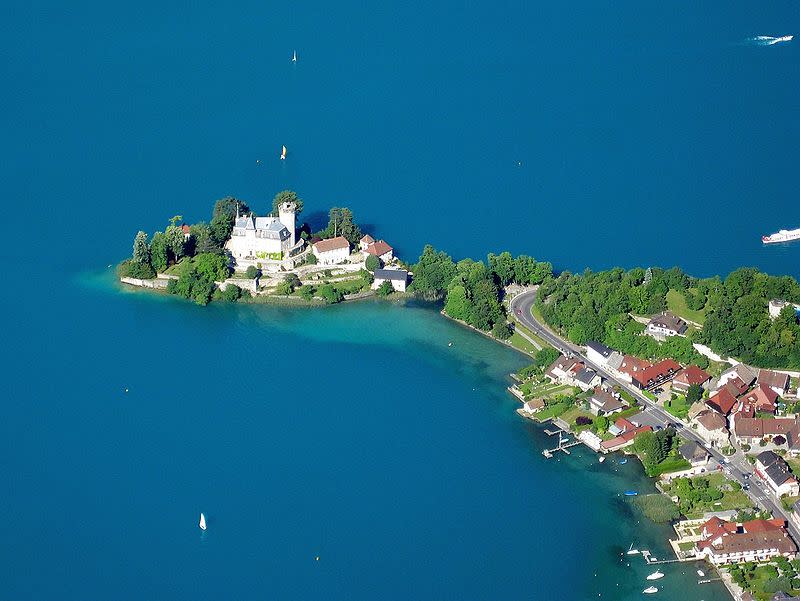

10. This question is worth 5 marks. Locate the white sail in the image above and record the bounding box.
[199,512,207,530]
[292,50,297,62]
[280,145,287,160]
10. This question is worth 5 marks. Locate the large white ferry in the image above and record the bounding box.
[762,228,800,244]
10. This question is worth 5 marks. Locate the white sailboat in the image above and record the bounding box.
[626,542,640,555]
[697,569,705,577]
[599,455,606,463]
[643,586,658,594]
[646,571,664,580]
[292,50,297,62]
[280,145,287,160]
[199,512,207,530]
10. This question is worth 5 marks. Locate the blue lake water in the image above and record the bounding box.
[1,1,798,599]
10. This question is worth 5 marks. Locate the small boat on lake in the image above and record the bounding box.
[627,543,640,555]
[623,490,638,496]
[619,458,628,465]
[599,456,606,463]
[697,569,705,577]
[199,512,207,531]
[292,50,297,62]
[646,571,664,581]
[643,586,658,594]
[280,145,287,160]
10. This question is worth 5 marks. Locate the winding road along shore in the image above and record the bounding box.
[509,288,800,543]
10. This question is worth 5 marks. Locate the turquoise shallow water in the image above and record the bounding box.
[2,1,798,599]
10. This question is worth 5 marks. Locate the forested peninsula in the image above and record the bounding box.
[118,193,800,370]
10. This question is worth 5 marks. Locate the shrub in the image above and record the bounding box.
[305,252,318,265]
[575,416,592,426]
[117,259,156,280]
[244,265,260,279]
[220,284,242,302]
[376,281,394,296]
[365,254,381,272]
[318,284,343,304]
[297,285,315,301]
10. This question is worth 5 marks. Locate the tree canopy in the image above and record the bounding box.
[272,190,304,216]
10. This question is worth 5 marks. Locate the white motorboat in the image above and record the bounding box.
[199,512,207,531]
[643,586,658,594]
[646,571,664,581]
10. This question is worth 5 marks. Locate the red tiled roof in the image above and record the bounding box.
[735,416,800,438]
[360,234,375,244]
[632,359,681,387]
[614,417,636,433]
[742,384,778,412]
[618,355,652,378]
[365,240,393,257]
[600,425,652,450]
[313,236,350,253]
[724,377,749,397]
[181,224,191,234]
[696,410,728,432]
[674,365,711,387]
[707,388,737,415]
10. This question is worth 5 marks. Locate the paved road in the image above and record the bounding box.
[509,289,800,540]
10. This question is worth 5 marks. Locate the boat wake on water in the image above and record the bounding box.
[746,35,793,45]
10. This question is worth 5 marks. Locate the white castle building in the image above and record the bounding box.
[225,202,303,269]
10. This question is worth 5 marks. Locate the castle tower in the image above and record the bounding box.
[278,202,296,246]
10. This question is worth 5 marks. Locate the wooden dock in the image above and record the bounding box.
[542,431,582,458]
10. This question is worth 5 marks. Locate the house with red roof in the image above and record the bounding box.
[706,388,738,416]
[358,234,375,251]
[759,369,791,397]
[630,359,681,391]
[600,425,653,452]
[740,384,779,415]
[364,240,393,262]
[695,516,796,565]
[672,365,711,394]
[616,355,652,384]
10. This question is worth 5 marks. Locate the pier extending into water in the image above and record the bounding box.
[542,430,581,458]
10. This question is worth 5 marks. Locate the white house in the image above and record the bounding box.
[312,237,350,265]
[646,311,688,338]
[359,234,375,251]
[225,203,299,267]
[755,451,800,497]
[574,367,602,392]
[586,341,615,367]
[693,410,730,448]
[372,268,409,292]
[588,387,625,416]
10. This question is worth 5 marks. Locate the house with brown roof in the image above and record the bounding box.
[732,415,800,449]
[364,240,393,262]
[631,359,681,391]
[358,234,375,251]
[740,384,779,415]
[646,311,688,338]
[718,364,757,390]
[588,387,626,416]
[312,236,350,265]
[695,516,797,565]
[672,365,712,394]
[679,440,710,474]
[600,425,653,452]
[616,355,652,384]
[707,388,738,416]
[544,356,582,385]
[521,398,545,414]
[693,410,730,447]
[759,369,791,397]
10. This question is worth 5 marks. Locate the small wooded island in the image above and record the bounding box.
[118,191,411,305]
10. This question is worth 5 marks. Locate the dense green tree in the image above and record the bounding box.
[165,225,186,264]
[533,347,560,372]
[189,222,219,255]
[304,252,318,265]
[365,254,381,272]
[116,259,156,280]
[210,196,250,245]
[276,273,301,295]
[193,253,229,283]
[271,190,303,216]
[488,251,515,286]
[244,265,260,279]
[297,285,316,300]
[150,231,168,273]
[318,284,344,304]
[132,231,150,264]
[410,245,457,300]
[594,415,609,432]
[686,383,703,404]
[220,284,243,302]
[444,285,469,320]
[491,321,513,340]
[323,207,362,245]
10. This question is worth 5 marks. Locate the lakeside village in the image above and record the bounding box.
[118,190,800,599]
[117,192,413,304]
[509,307,800,601]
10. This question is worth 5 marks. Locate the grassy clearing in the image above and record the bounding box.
[666,288,707,325]
[508,331,540,356]
[664,394,690,420]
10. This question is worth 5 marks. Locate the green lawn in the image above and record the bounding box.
[560,406,595,427]
[664,394,690,420]
[666,288,707,325]
[645,455,691,477]
[661,473,753,518]
[508,331,540,355]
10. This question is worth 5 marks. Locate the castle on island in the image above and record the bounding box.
[225,201,306,270]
